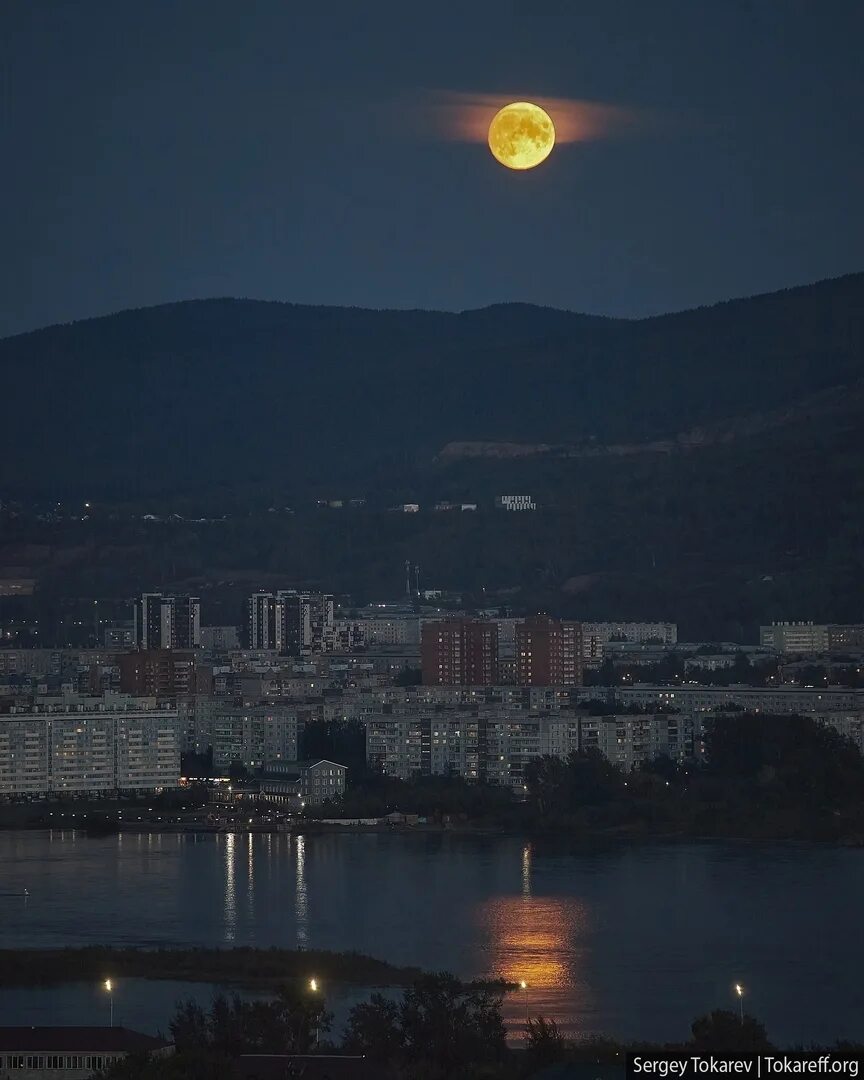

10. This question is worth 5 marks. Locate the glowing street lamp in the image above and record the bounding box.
[519,980,529,1023]
[734,982,744,1024]
[104,979,114,1027]
[308,977,321,1046]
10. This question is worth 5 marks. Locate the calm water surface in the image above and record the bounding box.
[0,829,861,1045]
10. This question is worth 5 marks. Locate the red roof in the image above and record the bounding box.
[0,1028,171,1052]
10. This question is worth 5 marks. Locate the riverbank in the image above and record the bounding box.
[3,796,864,845]
[0,946,421,990]
[4,813,864,847]
[0,946,517,994]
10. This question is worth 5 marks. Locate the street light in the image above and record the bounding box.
[519,980,529,1023]
[734,983,744,1024]
[104,979,114,1027]
[309,978,321,1047]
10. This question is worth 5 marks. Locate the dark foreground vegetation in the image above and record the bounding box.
[98,975,864,1079]
[307,713,864,845]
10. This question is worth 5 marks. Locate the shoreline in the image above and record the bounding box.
[0,945,515,995]
[1,818,861,848]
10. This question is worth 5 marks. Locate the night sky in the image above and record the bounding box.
[2,1,862,338]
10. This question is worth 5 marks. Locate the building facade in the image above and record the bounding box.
[366,705,698,788]
[581,622,678,664]
[759,622,830,653]
[247,592,335,656]
[516,616,583,686]
[495,495,536,511]
[133,594,201,650]
[211,705,301,773]
[420,619,499,686]
[0,701,180,797]
[0,1027,172,1080]
[117,649,197,696]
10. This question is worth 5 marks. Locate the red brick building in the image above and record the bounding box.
[515,616,583,686]
[118,649,197,696]
[421,619,499,686]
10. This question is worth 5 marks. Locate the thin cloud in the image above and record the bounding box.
[416,90,659,144]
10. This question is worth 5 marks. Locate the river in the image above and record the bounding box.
[0,829,861,1045]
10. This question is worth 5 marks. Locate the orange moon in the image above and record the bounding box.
[488,102,555,170]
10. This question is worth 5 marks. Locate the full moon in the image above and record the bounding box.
[488,101,555,170]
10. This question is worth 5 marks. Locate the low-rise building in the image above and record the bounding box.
[219,759,348,807]
[0,1027,172,1079]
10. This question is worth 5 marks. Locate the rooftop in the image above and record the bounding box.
[0,1027,171,1052]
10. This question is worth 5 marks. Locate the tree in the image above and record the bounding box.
[343,973,507,1073]
[524,1016,567,1067]
[524,755,570,817]
[342,993,404,1061]
[704,713,864,809]
[690,1009,772,1053]
[169,988,331,1057]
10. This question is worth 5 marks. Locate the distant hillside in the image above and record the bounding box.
[2,274,864,636]
[1,273,862,498]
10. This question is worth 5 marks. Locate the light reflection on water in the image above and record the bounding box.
[0,831,862,1046]
[295,834,308,947]
[223,832,236,941]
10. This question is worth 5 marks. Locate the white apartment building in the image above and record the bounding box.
[579,713,700,770]
[495,495,536,511]
[0,700,180,797]
[333,615,421,649]
[579,684,864,714]
[366,708,486,782]
[212,705,301,773]
[247,591,335,655]
[760,622,830,653]
[134,593,201,650]
[366,706,693,789]
[581,622,678,665]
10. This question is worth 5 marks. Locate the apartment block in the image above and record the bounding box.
[495,495,536,511]
[134,594,201,650]
[0,700,180,797]
[759,622,830,653]
[420,619,499,686]
[516,616,583,686]
[581,622,678,664]
[211,705,301,773]
[117,649,197,696]
[579,713,699,770]
[246,591,335,656]
[365,704,703,789]
[578,684,864,714]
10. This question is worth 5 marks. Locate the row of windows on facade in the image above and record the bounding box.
[4,1054,121,1070]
